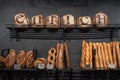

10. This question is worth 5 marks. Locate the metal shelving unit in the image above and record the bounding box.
[3,24,120,80]
[6,24,120,41]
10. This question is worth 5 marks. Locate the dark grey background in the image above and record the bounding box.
[0,0,119,67]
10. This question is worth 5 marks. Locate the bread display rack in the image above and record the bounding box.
[6,24,120,41]
[0,24,120,80]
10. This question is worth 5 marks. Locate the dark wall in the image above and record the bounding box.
[0,0,119,67]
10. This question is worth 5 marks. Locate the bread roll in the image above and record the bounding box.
[64,42,70,68]
[47,47,56,67]
[61,14,75,28]
[46,14,60,28]
[16,50,26,69]
[4,49,16,69]
[31,15,45,27]
[93,12,110,27]
[77,16,93,27]
[14,13,29,27]
[34,58,47,68]
[26,50,34,68]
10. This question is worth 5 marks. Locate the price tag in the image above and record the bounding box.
[38,64,45,69]
[47,64,54,70]
[85,64,91,69]
[108,64,116,69]
[14,64,20,70]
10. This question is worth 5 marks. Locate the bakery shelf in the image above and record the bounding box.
[0,68,120,80]
[6,24,120,41]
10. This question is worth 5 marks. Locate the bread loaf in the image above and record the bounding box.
[116,42,120,68]
[64,42,70,68]
[4,49,16,69]
[89,42,92,68]
[80,40,86,68]
[16,50,26,69]
[77,16,93,27]
[58,44,64,70]
[111,42,117,68]
[14,13,29,27]
[46,14,60,28]
[56,43,61,68]
[103,42,109,69]
[93,12,110,27]
[100,43,107,69]
[61,14,75,28]
[34,58,47,68]
[0,56,5,68]
[26,50,34,68]
[31,15,45,27]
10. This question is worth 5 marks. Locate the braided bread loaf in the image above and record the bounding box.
[14,13,29,27]
[31,15,45,28]
[46,14,60,28]
[34,58,47,68]
[4,49,16,69]
[47,48,56,67]
[26,50,34,68]
[16,50,26,69]
[61,14,75,28]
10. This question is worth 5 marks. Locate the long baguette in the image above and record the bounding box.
[97,43,103,69]
[111,42,117,68]
[89,42,92,68]
[116,42,120,68]
[64,42,70,68]
[58,43,64,70]
[103,42,109,69]
[80,40,86,68]
[56,43,61,68]
[93,43,99,69]
[85,42,90,66]
[107,43,113,65]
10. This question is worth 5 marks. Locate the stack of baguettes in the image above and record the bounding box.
[80,41,120,69]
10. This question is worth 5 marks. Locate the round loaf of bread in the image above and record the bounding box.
[93,12,110,27]
[34,58,47,68]
[77,16,93,27]
[61,14,75,28]
[46,14,60,28]
[14,13,29,27]
[31,15,45,28]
